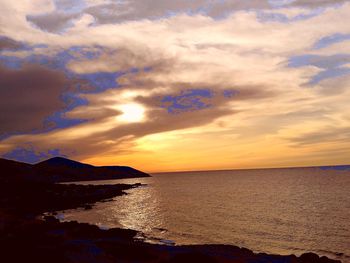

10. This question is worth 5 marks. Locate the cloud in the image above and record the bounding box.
[313,33,350,49]
[0,36,25,51]
[27,12,80,33]
[67,47,159,74]
[0,64,69,136]
[54,0,86,13]
[287,126,350,146]
[23,0,350,34]
[289,0,350,8]
[288,54,350,84]
[206,0,271,17]
[25,0,273,33]
[86,0,271,24]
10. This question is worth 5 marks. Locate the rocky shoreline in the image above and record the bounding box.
[1,213,342,263]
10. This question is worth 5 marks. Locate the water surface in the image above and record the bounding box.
[61,167,350,262]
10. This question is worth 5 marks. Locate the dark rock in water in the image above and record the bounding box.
[84,204,93,210]
[164,252,217,263]
[300,253,320,262]
[299,253,342,263]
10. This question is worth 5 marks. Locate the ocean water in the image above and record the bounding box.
[60,167,350,262]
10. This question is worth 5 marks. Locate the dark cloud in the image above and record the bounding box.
[0,64,69,136]
[138,86,273,112]
[86,0,271,23]
[0,36,24,51]
[84,1,201,25]
[287,126,350,146]
[68,107,122,121]
[290,0,350,8]
[23,0,350,33]
[67,47,161,74]
[26,0,272,33]
[206,0,270,17]
[26,0,207,33]
[231,107,332,139]
[26,12,80,33]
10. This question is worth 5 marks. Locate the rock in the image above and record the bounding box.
[84,204,93,210]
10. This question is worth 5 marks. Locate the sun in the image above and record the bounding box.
[117,103,145,123]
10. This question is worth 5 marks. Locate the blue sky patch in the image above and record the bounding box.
[161,89,214,114]
[54,0,86,14]
[78,71,123,92]
[288,54,350,85]
[43,92,88,131]
[313,33,350,49]
[2,146,67,164]
[257,8,324,23]
[223,90,238,98]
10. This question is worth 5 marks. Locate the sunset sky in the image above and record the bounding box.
[1,0,350,172]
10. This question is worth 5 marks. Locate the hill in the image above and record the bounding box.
[0,157,150,183]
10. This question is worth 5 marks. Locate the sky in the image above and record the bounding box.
[0,0,350,172]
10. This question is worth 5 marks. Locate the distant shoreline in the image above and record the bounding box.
[152,164,350,175]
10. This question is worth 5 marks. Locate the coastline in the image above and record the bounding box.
[0,180,342,263]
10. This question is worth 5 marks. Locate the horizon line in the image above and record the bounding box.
[150,163,350,174]
[1,156,349,174]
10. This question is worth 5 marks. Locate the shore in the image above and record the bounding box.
[0,180,342,263]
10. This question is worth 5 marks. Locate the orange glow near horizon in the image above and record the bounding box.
[82,130,350,173]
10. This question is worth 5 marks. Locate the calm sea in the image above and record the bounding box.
[60,167,350,262]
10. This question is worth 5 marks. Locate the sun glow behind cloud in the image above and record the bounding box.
[117,103,145,123]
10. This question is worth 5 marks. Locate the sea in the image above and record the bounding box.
[59,167,350,262]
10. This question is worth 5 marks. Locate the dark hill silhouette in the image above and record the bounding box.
[36,156,94,169]
[35,157,150,182]
[0,157,150,183]
[0,158,41,183]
